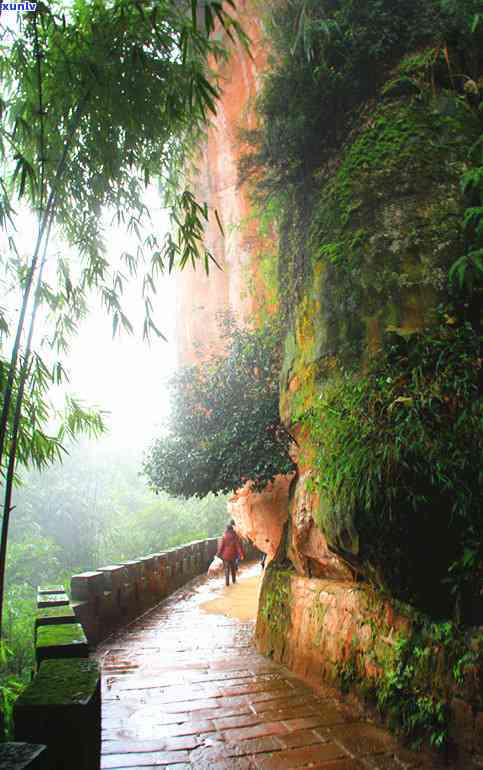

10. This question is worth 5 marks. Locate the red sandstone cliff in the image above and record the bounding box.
[174,2,295,563]
[174,3,349,577]
[175,2,266,364]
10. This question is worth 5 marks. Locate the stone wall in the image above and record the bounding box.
[256,567,483,761]
[70,538,220,645]
[71,537,262,645]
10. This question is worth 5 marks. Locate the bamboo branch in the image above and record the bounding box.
[0,97,88,475]
[0,208,54,637]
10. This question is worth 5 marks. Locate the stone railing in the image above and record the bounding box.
[70,537,221,645]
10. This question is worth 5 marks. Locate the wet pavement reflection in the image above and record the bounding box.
[96,564,473,770]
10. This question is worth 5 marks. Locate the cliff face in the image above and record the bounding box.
[176,1,482,756]
[177,3,482,589]
[175,2,265,365]
[175,1,294,565]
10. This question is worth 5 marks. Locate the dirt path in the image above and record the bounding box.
[96,563,462,770]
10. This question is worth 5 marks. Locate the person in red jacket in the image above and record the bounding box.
[217,524,244,586]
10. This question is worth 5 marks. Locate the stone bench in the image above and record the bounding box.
[14,659,101,770]
[0,743,47,769]
[35,622,88,667]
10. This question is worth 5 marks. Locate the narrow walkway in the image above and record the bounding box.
[96,565,457,770]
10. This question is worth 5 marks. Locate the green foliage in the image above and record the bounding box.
[241,0,483,328]
[0,355,106,481]
[333,618,481,751]
[242,0,483,196]
[0,652,24,740]
[301,318,482,620]
[144,317,295,497]
[2,522,61,684]
[450,133,483,292]
[334,647,358,695]
[6,538,59,589]
[1,0,246,281]
[102,493,229,562]
[12,439,229,570]
[374,621,481,750]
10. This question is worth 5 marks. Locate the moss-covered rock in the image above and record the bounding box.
[17,660,99,707]
[256,564,293,662]
[283,93,480,422]
[36,605,75,622]
[14,660,101,770]
[276,86,482,619]
[35,605,77,639]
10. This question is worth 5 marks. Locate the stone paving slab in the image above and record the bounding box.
[96,565,472,770]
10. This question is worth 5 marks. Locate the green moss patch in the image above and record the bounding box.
[36,605,75,622]
[341,619,482,752]
[36,623,86,648]
[258,565,294,658]
[17,659,99,707]
[302,320,482,620]
[280,91,480,423]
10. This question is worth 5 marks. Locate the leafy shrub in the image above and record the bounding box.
[144,317,295,497]
[302,317,482,620]
[241,0,483,197]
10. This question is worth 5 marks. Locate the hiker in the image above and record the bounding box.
[217,524,244,586]
[229,518,242,570]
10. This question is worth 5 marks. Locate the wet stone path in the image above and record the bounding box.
[96,565,459,770]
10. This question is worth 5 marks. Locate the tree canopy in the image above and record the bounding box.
[144,318,296,498]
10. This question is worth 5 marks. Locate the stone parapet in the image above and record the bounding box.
[14,659,101,770]
[19,535,255,769]
[70,535,224,646]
